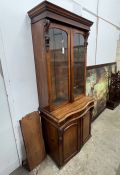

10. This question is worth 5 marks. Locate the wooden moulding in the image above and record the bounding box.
[87,62,116,70]
[28,1,93,31]
[20,112,46,171]
[40,96,94,124]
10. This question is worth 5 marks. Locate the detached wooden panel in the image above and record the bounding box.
[20,112,46,171]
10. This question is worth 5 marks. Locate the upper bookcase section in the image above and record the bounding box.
[28,1,93,31]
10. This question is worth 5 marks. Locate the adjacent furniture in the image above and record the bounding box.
[28,1,94,167]
[107,71,120,109]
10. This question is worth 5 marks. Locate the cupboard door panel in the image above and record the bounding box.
[63,122,78,161]
[83,111,91,144]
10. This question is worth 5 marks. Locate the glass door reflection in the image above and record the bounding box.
[49,28,69,105]
[73,33,85,98]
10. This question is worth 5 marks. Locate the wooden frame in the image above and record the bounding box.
[87,62,116,70]
[44,22,90,110]
[71,29,86,102]
[46,23,71,110]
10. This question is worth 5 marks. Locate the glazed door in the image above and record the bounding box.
[71,29,86,101]
[47,25,87,108]
[47,24,70,108]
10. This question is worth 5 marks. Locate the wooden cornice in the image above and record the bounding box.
[28,1,93,30]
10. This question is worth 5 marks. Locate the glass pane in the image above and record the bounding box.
[73,33,85,98]
[49,28,68,105]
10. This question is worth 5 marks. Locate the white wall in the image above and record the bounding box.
[82,10,97,66]
[97,0,120,64]
[0,61,19,175]
[0,0,42,169]
[98,0,120,26]
[96,19,119,64]
[78,0,98,14]
[0,0,120,174]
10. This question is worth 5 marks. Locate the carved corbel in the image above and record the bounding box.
[84,32,90,47]
[58,128,63,144]
[44,19,50,51]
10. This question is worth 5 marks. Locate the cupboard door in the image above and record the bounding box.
[48,26,70,107]
[71,30,86,100]
[83,111,91,144]
[63,121,78,162]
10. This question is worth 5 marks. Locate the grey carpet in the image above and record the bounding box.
[11,105,120,175]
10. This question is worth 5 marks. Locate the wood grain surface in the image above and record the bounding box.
[20,112,46,171]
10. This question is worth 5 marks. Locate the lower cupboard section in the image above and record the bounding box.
[41,111,92,167]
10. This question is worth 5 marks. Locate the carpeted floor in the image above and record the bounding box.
[11,106,120,175]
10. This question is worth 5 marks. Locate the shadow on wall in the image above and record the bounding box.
[18,127,26,163]
[86,63,116,120]
[0,59,3,77]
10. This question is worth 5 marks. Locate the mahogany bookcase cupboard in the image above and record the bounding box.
[28,1,94,167]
